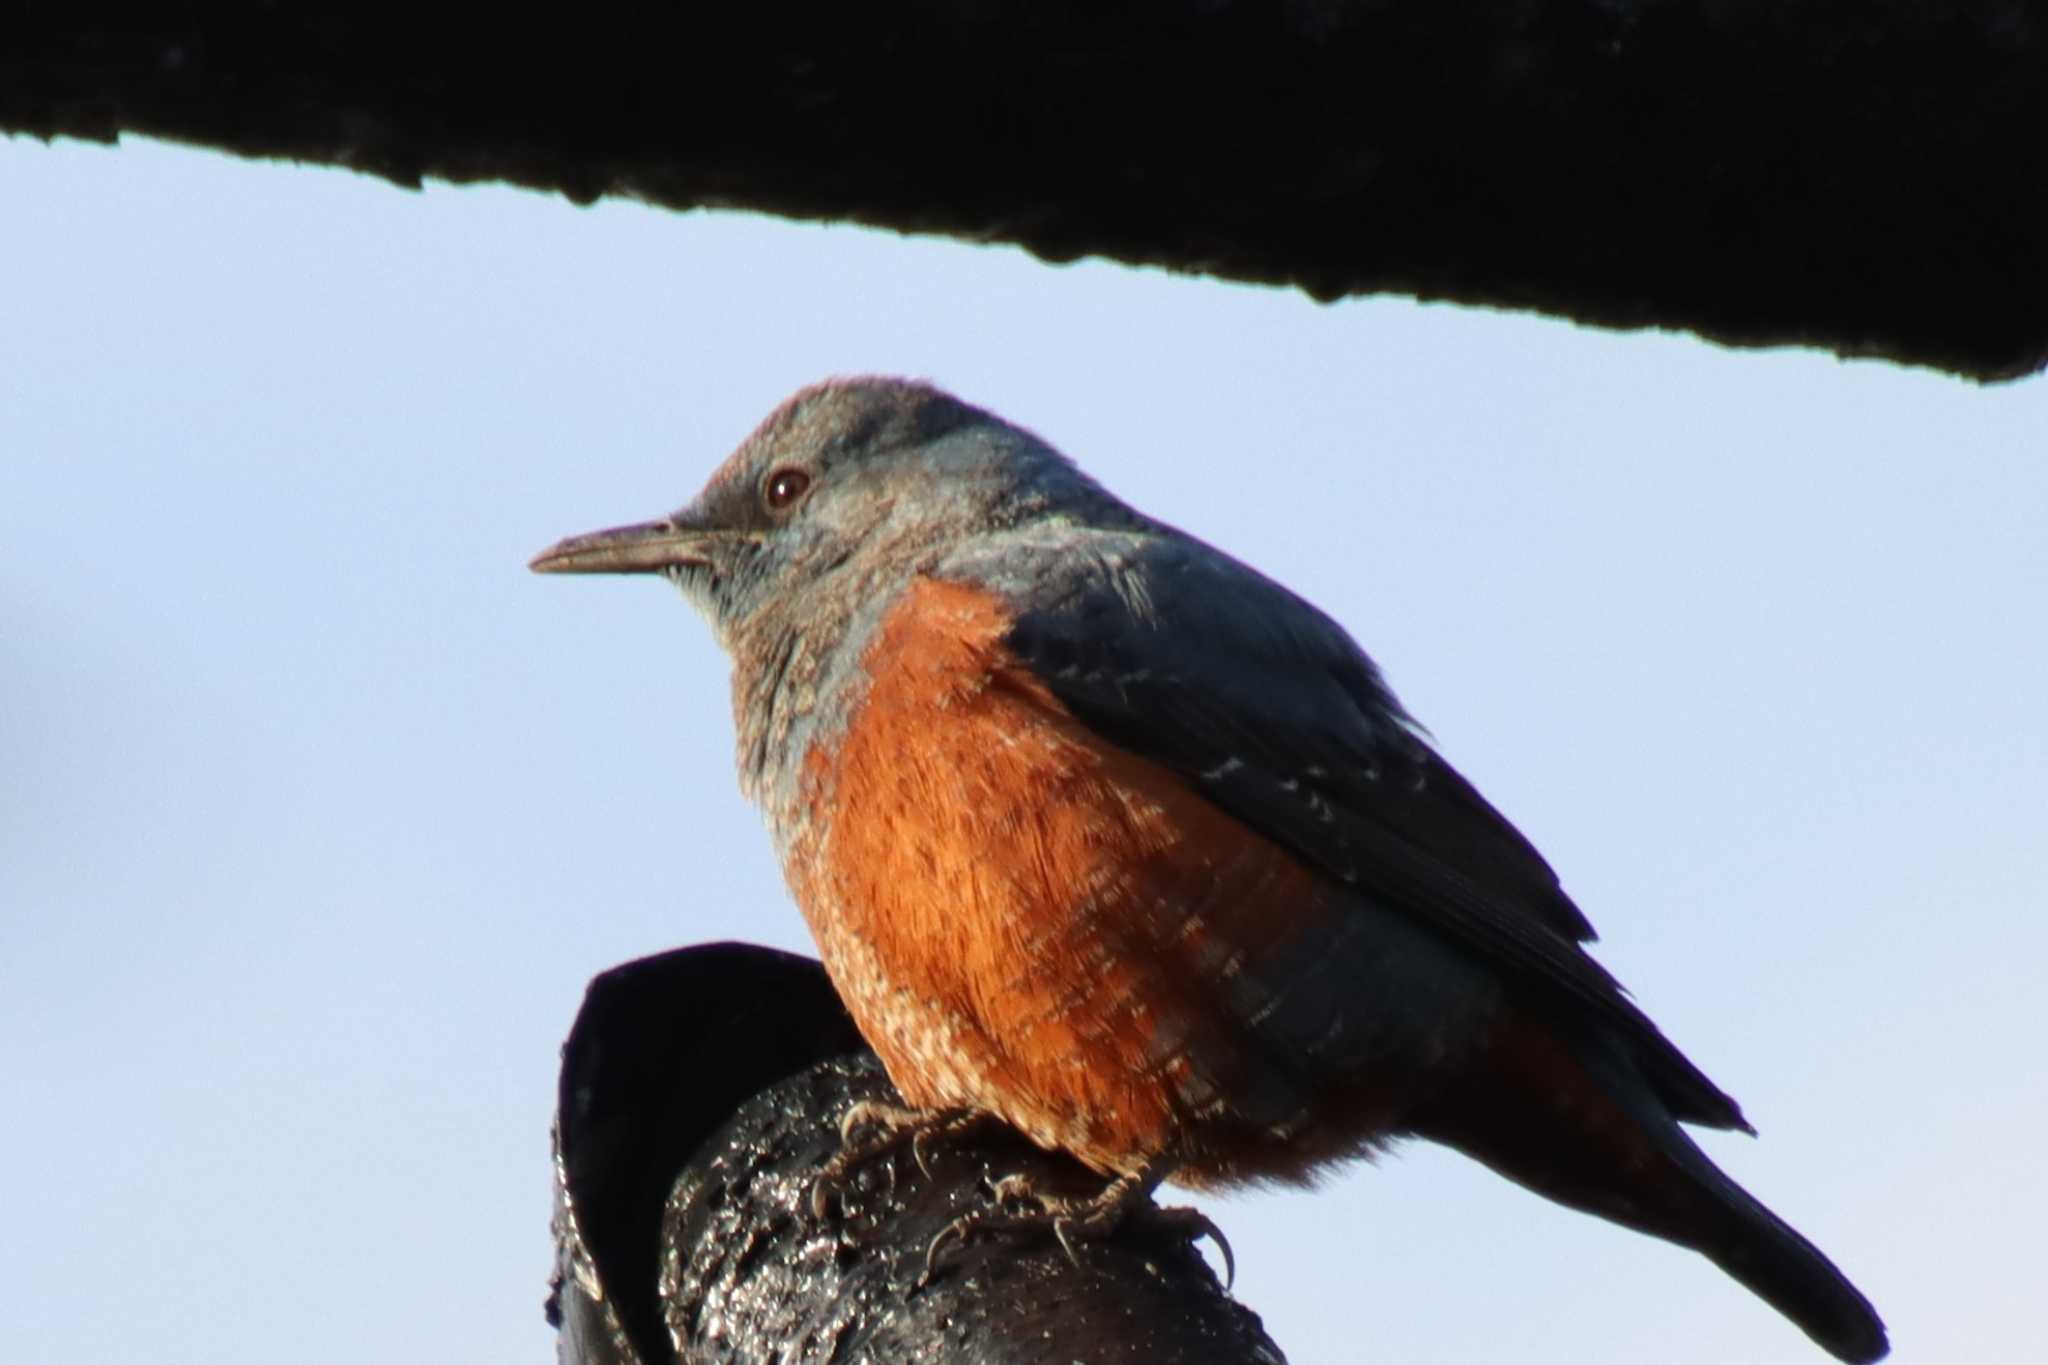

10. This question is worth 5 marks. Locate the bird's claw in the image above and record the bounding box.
[918,1159,1232,1289]
[811,1103,993,1221]
[1142,1203,1235,1288]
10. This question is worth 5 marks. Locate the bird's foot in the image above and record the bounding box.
[810,1101,998,1219]
[919,1159,1233,1289]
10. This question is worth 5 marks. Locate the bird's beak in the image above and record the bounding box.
[528,517,722,576]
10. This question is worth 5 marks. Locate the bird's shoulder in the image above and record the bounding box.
[934,518,1427,804]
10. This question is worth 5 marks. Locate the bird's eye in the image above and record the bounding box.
[764,467,812,511]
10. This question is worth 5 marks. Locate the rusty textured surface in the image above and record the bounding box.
[548,943,1282,1364]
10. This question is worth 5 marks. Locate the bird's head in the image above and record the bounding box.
[530,377,1109,649]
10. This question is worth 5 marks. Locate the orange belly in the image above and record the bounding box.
[789,576,1333,1178]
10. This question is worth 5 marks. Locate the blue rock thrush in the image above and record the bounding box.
[532,377,1887,1362]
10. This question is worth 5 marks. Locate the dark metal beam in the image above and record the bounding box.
[10,5,2035,383]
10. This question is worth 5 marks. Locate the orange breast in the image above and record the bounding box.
[789,576,1331,1177]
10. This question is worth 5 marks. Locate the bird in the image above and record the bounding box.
[531,377,1888,1362]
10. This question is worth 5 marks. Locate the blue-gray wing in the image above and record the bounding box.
[965,527,1746,1132]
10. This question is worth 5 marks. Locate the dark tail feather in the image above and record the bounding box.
[1408,1016,1889,1363]
[1679,1131,1890,1363]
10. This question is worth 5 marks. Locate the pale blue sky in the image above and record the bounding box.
[4,135,2044,1363]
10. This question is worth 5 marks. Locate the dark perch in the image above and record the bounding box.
[4,2,2044,380]
[549,943,1283,1364]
